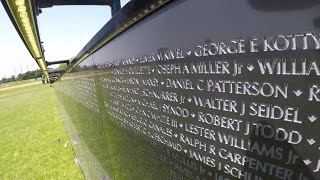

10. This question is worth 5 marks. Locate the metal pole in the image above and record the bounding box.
[111,0,121,16]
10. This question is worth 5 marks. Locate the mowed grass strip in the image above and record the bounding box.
[0,84,83,179]
[0,79,40,89]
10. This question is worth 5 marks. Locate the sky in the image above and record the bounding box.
[0,0,129,78]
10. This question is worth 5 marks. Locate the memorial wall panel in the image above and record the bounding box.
[55,0,320,179]
[55,56,113,179]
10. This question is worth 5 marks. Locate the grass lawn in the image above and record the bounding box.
[0,79,40,89]
[0,84,84,179]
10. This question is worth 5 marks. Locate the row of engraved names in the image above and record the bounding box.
[110,58,320,77]
[102,77,320,102]
[107,88,316,125]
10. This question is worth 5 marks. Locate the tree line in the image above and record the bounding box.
[0,69,43,84]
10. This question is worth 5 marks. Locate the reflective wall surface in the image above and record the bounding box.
[55,0,320,179]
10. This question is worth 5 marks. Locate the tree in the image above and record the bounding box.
[1,69,43,83]
[9,75,15,82]
[56,63,67,71]
[17,73,23,80]
[1,77,7,83]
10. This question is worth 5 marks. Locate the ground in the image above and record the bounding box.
[0,83,84,179]
[0,79,41,92]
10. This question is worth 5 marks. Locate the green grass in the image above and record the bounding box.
[0,84,84,179]
[0,79,40,89]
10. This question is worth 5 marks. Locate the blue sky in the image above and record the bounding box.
[0,0,129,78]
